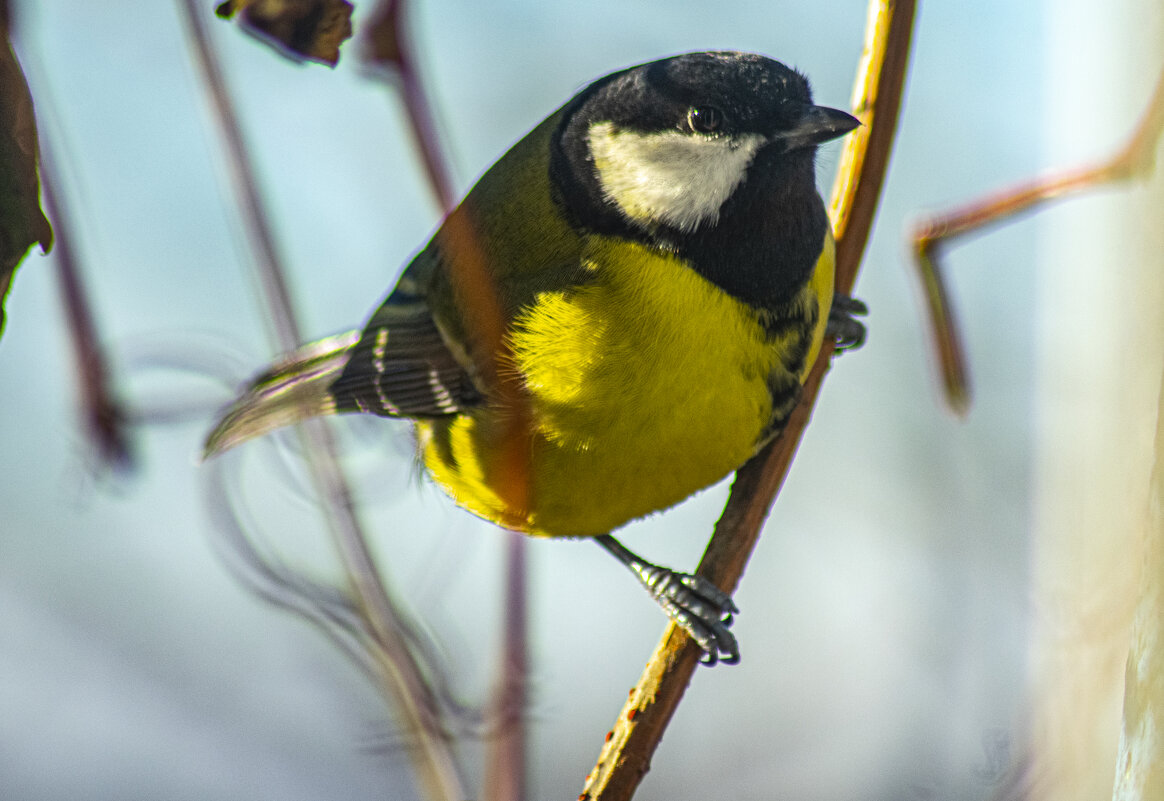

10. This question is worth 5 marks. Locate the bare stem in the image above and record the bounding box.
[910,64,1164,414]
[363,0,456,212]
[363,1,533,516]
[579,1,917,797]
[363,6,531,797]
[179,2,466,798]
[482,529,529,801]
[40,160,133,469]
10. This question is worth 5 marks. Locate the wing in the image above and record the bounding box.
[328,274,481,418]
[206,109,583,455]
[204,255,481,459]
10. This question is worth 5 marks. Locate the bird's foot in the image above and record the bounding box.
[827,293,868,351]
[630,562,740,666]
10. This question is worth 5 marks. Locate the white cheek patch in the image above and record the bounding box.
[588,121,764,232]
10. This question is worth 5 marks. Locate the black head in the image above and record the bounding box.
[550,51,858,240]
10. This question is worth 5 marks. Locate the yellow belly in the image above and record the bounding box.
[419,236,832,537]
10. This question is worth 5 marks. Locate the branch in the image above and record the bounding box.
[362,0,533,518]
[41,161,133,469]
[910,64,1164,414]
[362,7,531,798]
[2,3,128,467]
[579,1,916,797]
[180,3,467,798]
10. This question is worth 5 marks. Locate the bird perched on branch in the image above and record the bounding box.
[205,51,864,665]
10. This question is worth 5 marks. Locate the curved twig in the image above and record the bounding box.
[910,64,1164,414]
[363,6,531,799]
[179,3,468,798]
[579,1,916,797]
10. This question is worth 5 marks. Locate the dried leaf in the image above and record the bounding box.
[0,27,53,338]
[216,0,354,67]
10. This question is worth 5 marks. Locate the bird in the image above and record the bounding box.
[205,51,864,665]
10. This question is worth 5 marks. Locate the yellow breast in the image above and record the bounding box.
[418,234,832,538]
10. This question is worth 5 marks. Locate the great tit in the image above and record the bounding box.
[205,51,864,665]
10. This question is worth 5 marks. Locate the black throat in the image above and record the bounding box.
[672,147,828,311]
[550,121,828,313]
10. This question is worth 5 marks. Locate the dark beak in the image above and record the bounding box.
[776,104,861,151]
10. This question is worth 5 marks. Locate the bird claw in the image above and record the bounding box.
[634,564,740,666]
[827,293,868,351]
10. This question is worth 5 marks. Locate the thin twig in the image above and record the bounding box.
[180,0,300,351]
[482,530,528,801]
[579,2,916,798]
[910,64,1164,414]
[363,5,531,796]
[40,159,133,469]
[3,6,120,465]
[363,0,532,518]
[178,3,467,799]
[363,0,455,211]
[203,455,383,684]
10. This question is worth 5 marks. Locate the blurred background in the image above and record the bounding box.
[0,0,1160,799]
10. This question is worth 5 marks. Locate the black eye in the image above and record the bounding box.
[686,106,724,134]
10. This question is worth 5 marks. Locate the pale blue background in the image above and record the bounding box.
[1,1,1046,799]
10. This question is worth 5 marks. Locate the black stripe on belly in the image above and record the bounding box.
[754,294,819,445]
[760,292,818,367]
[758,370,803,446]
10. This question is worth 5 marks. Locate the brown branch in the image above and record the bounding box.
[363,4,533,797]
[41,161,133,469]
[363,0,531,520]
[181,3,467,799]
[579,1,916,798]
[7,0,128,469]
[3,0,134,472]
[910,63,1164,415]
[363,0,455,210]
[482,529,529,801]
[182,0,301,351]
[362,8,531,797]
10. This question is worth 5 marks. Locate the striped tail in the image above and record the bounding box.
[203,331,361,458]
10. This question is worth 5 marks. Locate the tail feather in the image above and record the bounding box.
[203,331,361,458]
